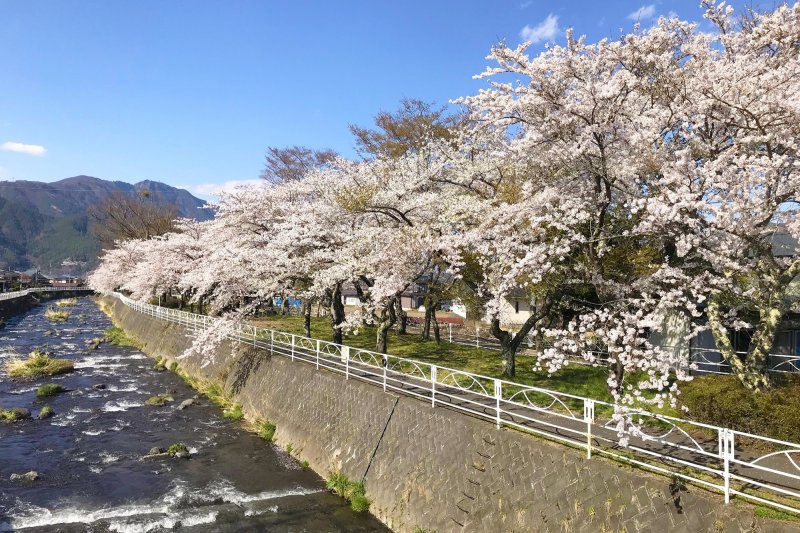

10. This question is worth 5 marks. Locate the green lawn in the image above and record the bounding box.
[250,314,616,412]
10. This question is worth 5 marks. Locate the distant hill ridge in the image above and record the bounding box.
[0,175,211,272]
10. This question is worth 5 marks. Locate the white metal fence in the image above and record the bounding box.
[0,287,91,302]
[114,292,800,516]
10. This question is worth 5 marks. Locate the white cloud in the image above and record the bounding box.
[627,4,657,21]
[519,1,533,8]
[520,14,559,44]
[1,141,46,156]
[178,179,266,201]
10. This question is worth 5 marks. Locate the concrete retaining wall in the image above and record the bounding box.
[102,296,796,533]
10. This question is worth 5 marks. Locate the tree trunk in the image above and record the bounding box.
[376,297,397,353]
[491,318,517,378]
[489,305,550,379]
[432,307,440,344]
[708,296,774,391]
[303,300,312,338]
[395,298,407,335]
[423,295,433,340]
[330,284,345,345]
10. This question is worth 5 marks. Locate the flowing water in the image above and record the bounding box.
[0,298,389,532]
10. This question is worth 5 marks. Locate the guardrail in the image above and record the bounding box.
[0,287,91,302]
[113,292,800,516]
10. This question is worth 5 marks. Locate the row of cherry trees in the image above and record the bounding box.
[90,2,800,413]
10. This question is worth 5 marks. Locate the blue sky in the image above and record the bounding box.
[0,1,733,199]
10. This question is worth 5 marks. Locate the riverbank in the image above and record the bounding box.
[101,294,800,532]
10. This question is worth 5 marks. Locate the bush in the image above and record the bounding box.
[223,404,243,420]
[39,405,54,419]
[145,394,174,406]
[5,349,74,380]
[0,407,31,422]
[167,442,188,456]
[326,471,370,512]
[56,298,78,307]
[44,307,70,322]
[681,375,800,443]
[36,384,65,398]
[258,420,276,442]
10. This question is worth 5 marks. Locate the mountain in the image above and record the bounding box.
[0,175,212,273]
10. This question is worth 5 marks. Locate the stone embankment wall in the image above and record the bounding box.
[102,296,796,533]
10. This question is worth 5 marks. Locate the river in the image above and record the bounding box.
[0,297,389,532]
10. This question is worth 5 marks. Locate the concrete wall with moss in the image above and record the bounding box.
[101,296,797,533]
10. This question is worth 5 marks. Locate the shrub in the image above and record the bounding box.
[145,394,174,406]
[39,405,54,419]
[5,349,74,379]
[44,307,70,322]
[169,361,178,372]
[681,375,800,443]
[326,471,370,512]
[36,384,65,398]
[56,298,78,308]
[167,442,188,456]
[0,407,31,422]
[258,420,276,442]
[223,404,243,420]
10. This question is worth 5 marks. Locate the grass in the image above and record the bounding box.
[5,349,74,380]
[250,314,616,412]
[326,471,370,513]
[38,405,54,418]
[44,307,70,322]
[56,298,78,308]
[104,326,141,348]
[257,420,277,442]
[145,393,174,406]
[174,370,245,422]
[0,407,31,422]
[754,505,800,521]
[167,442,189,457]
[36,383,65,398]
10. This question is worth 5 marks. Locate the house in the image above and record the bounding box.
[0,270,21,292]
[651,228,800,373]
[19,270,50,288]
[50,275,83,288]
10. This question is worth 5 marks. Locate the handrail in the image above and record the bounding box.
[0,286,91,302]
[111,291,800,516]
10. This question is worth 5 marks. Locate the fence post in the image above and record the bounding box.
[382,355,388,392]
[270,330,274,355]
[291,334,296,362]
[476,326,480,349]
[722,428,731,504]
[343,346,350,379]
[316,339,320,369]
[584,399,595,459]
[494,379,502,429]
[431,365,437,407]
[448,323,452,343]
